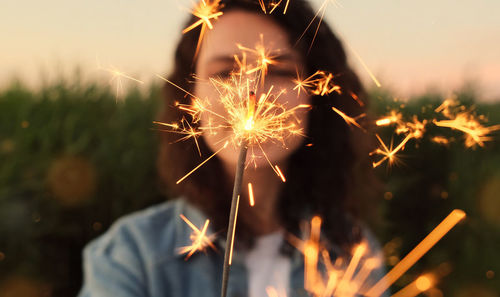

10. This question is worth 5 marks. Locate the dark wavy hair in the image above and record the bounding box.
[158,0,381,253]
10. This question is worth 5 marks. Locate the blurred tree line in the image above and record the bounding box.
[0,80,498,297]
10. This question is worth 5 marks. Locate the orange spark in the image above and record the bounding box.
[365,210,465,297]
[434,98,458,118]
[434,114,500,148]
[177,214,217,260]
[290,216,375,297]
[237,34,280,84]
[376,111,402,126]
[433,98,500,148]
[345,40,381,88]
[248,182,255,206]
[296,0,342,52]
[304,216,322,293]
[283,0,291,14]
[257,0,291,14]
[176,141,229,184]
[351,258,382,293]
[153,118,203,155]
[371,134,412,168]
[97,63,144,100]
[331,106,366,130]
[349,91,365,107]
[275,165,286,182]
[228,194,240,265]
[293,70,342,97]
[431,136,450,145]
[371,117,427,168]
[182,0,224,59]
[395,116,427,138]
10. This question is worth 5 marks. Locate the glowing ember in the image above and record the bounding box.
[177,214,217,260]
[248,182,255,206]
[275,165,286,182]
[182,0,224,58]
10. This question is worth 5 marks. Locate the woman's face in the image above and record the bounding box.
[194,10,310,168]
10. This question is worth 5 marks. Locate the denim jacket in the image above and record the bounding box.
[78,198,386,297]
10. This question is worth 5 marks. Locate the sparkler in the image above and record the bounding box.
[182,0,224,59]
[288,209,465,297]
[155,67,309,184]
[156,46,310,297]
[94,1,497,296]
[177,214,217,260]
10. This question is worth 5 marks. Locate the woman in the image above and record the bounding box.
[78,0,384,296]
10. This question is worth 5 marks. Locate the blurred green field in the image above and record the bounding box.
[0,80,499,297]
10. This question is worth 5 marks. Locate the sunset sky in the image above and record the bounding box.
[1,0,499,100]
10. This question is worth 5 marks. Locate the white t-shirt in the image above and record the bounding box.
[244,231,291,297]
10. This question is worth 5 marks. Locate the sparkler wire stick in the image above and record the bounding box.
[221,140,248,297]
